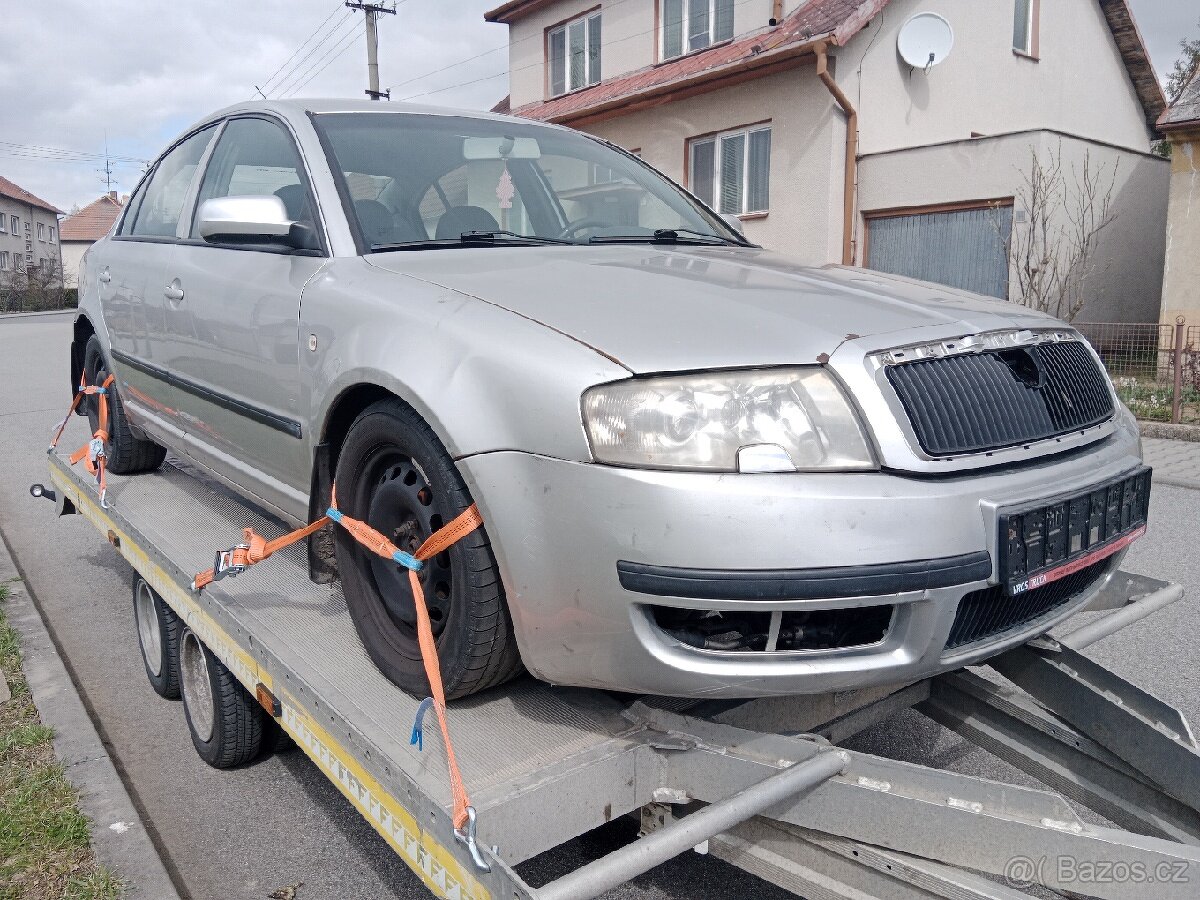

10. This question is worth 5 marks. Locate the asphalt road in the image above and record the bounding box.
[1,312,1197,900]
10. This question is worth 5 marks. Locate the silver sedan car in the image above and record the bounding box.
[75,100,1149,699]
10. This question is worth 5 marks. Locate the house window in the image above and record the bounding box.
[10,216,18,233]
[1013,0,1038,56]
[49,227,55,243]
[689,125,771,215]
[0,217,6,234]
[662,0,734,60]
[0,252,8,270]
[37,222,46,241]
[548,11,601,97]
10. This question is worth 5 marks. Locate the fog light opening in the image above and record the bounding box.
[652,604,894,652]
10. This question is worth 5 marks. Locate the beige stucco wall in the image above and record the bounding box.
[1160,130,1200,326]
[583,65,844,263]
[834,0,1153,157]
[858,130,1168,322]
[506,1,784,108]
[59,241,90,288]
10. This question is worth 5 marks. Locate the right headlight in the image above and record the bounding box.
[581,368,877,472]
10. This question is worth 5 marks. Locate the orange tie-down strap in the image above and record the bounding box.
[192,492,484,833]
[53,374,116,506]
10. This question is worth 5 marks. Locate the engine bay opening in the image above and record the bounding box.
[651,604,895,653]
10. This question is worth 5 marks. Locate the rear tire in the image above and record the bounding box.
[132,575,180,699]
[83,335,166,475]
[333,398,522,700]
[179,628,264,768]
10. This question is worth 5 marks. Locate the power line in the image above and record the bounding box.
[345,2,398,100]
[269,9,359,98]
[256,0,348,97]
[283,22,367,97]
[0,140,146,164]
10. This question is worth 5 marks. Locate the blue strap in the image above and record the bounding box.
[325,506,424,572]
[80,387,107,395]
[410,697,435,751]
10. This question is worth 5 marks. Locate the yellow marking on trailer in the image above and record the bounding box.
[49,462,491,900]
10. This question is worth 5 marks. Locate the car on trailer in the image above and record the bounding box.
[73,99,1149,702]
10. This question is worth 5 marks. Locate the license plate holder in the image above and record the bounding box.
[998,467,1151,595]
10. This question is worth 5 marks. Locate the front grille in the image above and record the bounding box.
[886,341,1115,456]
[945,558,1111,651]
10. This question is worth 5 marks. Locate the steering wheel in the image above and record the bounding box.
[557,218,614,240]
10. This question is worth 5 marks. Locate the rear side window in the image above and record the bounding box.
[191,117,315,236]
[129,127,216,238]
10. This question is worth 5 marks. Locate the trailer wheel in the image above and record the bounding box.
[179,628,264,768]
[83,335,167,475]
[334,398,522,700]
[133,576,180,699]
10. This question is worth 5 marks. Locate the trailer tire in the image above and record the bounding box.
[83,335,167,475]
[133,576,180,699]
[179,628,264,768]
[334,398,522,700]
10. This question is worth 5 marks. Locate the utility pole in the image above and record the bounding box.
[345,2,395,100]
[97,133,116,192]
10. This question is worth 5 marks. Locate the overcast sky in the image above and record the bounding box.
[1,0,1194,215]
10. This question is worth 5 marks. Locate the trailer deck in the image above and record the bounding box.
[39,440,1200,900]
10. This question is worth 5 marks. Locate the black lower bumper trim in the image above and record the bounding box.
[617,551,993,601]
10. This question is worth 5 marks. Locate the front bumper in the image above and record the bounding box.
[461,414,1143,698]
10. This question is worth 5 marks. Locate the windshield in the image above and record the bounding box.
[313,112,744,250]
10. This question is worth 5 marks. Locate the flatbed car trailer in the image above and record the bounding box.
[34,443,1200,900]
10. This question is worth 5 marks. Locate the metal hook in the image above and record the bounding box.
[454,807,491,873]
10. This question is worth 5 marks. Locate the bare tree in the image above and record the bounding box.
[1004,144,1119,323]
[0,258,70,314]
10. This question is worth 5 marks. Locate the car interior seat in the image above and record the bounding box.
[435,206,500,240]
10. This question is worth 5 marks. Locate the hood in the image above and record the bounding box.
[366,245,1057,373]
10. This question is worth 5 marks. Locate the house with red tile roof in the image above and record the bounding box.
[0,175,64,287]
[59,191,126,287]
[486,0,1169,321]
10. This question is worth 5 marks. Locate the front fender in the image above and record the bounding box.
[301,258,627,463]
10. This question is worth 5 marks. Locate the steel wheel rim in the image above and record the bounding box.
[359,450,455,649]
[135,581,162,678]
[180,631,214,742]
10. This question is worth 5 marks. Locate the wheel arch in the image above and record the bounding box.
[71,314,97,396]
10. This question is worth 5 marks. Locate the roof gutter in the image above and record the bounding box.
[815,41,858,266]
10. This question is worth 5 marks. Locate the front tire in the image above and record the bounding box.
[333,398,521,700]
[83,335,166,475]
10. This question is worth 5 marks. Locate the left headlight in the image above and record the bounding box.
[582,368,877,472]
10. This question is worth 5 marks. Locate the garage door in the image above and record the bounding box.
[865,204,1013,299]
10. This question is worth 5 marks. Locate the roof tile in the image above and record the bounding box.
[59,194,125,242]
[0,175,63,215]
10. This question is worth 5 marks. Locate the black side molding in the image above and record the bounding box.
[111,349,303,439]
[616,552,994,601]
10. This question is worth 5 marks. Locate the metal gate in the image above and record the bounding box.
[866,204,1013,299]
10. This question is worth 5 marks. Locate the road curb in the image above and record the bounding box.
[0,532,182,900]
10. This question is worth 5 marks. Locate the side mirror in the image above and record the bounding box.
[197,196,310,248]
[720,213,745,235]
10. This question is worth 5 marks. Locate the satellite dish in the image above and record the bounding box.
[897,12,954,71]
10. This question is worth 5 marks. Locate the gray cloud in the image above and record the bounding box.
[1,0,1193,214]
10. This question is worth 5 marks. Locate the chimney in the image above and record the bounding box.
[108,190,118,201]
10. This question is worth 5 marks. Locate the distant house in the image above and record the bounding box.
[59,191,126,287]
[1158,65,1200,326]
[486,0,1169,321]
[0,175,63,287]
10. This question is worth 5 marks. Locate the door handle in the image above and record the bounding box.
[98,269,111,284]
[164,282,185,304]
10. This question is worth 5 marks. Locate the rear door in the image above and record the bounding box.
[102,126,217,442]
[156,115,325,519]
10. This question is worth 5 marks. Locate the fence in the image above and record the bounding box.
[1074,318,1200,425]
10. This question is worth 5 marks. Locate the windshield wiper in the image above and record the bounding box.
[371,230,575,252]
[588,228,740,246]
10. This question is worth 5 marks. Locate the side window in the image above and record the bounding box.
[192,117,315,237]
[129,127,216,238]
[118,177,152,236]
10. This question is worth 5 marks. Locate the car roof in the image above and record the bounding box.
[194,98,530,129]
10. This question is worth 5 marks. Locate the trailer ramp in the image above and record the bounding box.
[42,449,1200,900]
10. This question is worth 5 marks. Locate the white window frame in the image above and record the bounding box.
[49,226,55,243]
[0,217,6,234]
[10,216,18,233]
[689,124,772,216]
[0,251,8,270]
[548,11,602,98]
[661,0,735,61]
[37,222,46,241]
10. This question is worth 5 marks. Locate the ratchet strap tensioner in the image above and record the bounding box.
[49,372,116,508]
